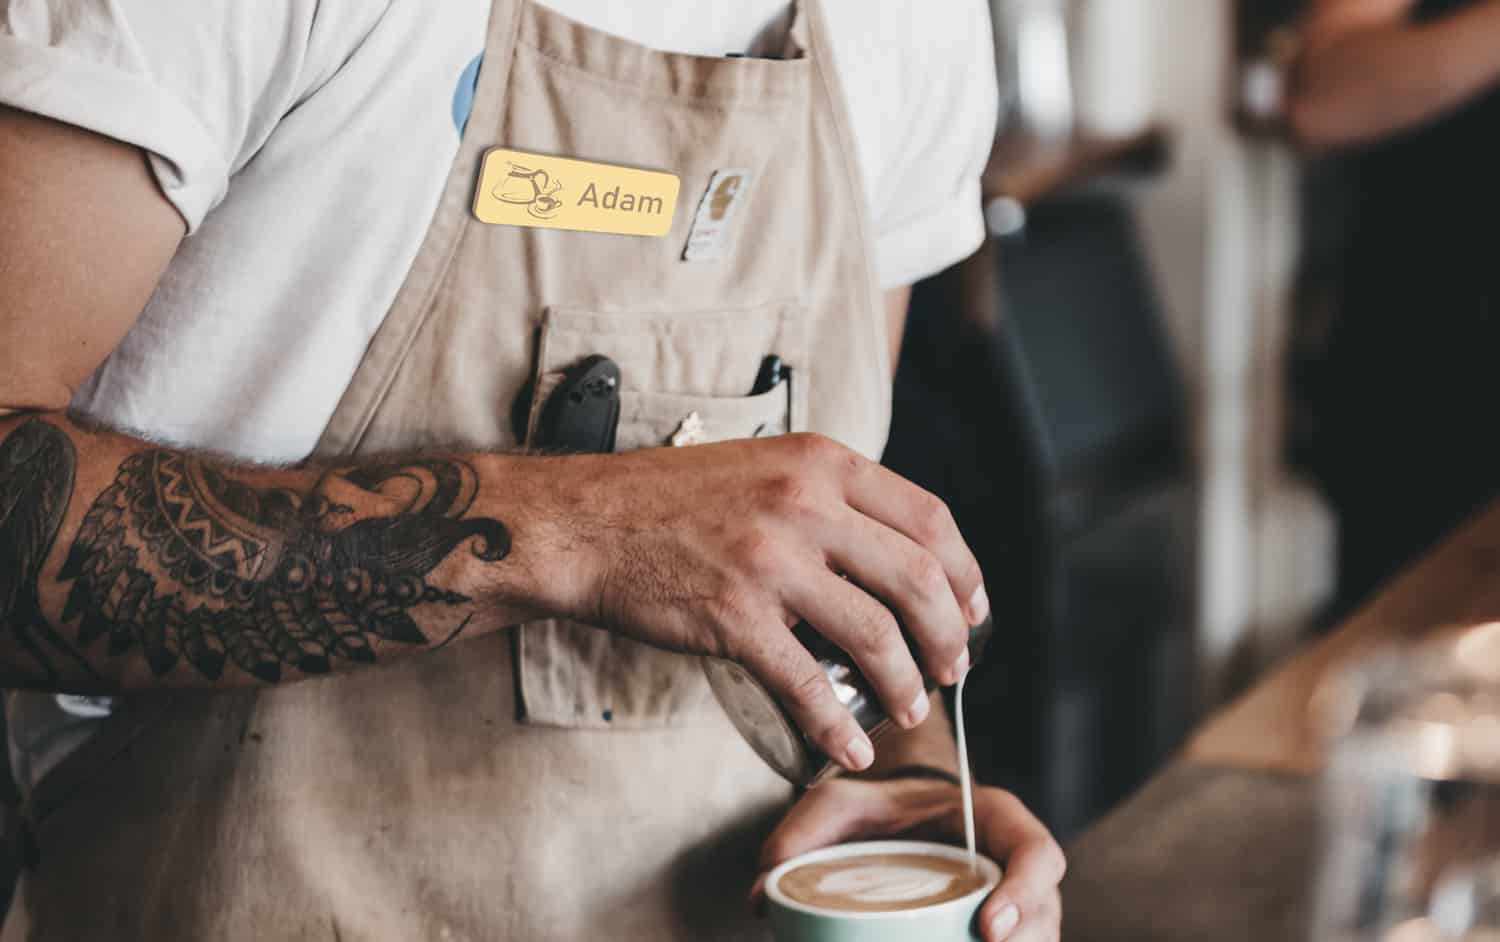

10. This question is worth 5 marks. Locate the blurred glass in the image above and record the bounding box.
[1313,624,1500,941]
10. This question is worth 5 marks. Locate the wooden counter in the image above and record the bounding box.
[1060,497,1500,941]
[1186,497,1500,775]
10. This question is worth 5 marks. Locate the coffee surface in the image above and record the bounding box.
[778,853,987,913]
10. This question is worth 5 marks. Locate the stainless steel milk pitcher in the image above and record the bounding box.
[705,614,994,786]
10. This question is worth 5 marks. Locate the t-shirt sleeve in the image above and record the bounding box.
[0,0,340,232]
[862,1,999,289]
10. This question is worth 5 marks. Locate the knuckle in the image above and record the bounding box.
[913,491,955,541]
[850,607,901,661]
[905,551,948,603]
[794,432,859,478]
[787,665,835,713]
[993,788,1027,816]
[1045,841,1068,882]
[735,529,785,580]
[785,432,835,464]
[960,556,985,596]
[708,583,759,639]
[761,473,818,519]
[837,445,863,479]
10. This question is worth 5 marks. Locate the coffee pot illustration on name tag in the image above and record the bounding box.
[496,163,565,220]
[705,614,994,787]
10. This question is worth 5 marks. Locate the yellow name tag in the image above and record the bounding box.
[473,148,680,237]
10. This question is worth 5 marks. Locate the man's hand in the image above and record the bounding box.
[549,433,988,772]
[753,777,1064,941]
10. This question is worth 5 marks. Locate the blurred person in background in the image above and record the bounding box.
[1288,0,1500,613]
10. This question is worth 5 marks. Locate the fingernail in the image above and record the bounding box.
[845,731,874,770]
[949,648,970,686]
[967,583,990,626]
[906,689,931,727]
[989,903,1020,939]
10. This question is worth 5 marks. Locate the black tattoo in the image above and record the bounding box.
[1,414,512,687]
[0,420,100,684]
[56,453,510,682]
[432,614,476,652]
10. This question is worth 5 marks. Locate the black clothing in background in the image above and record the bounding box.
[1304,0,1500,615]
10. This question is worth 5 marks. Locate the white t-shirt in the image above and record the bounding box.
[0,0,997,790]
[0,0,998,465]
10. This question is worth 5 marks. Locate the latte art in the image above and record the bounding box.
[817,863,956,903]
[778,853,988,913]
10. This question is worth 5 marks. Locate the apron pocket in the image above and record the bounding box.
[615,382,799,450]
[516,302,808,730]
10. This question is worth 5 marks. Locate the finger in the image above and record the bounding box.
[976,794,1066,936]
[786,570,929,729]
[761,779,961,872]
[1006,928,1058,942]
[734,623,874,773]
[992,835,1066,910]
[759,781,874,871]
[980,900,1022,942]
[981,892,1060,942]
[840,459,988,630]
[823,506,971,686]
[751,782,872,916]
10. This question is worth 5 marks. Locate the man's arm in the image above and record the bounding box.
[0,412,566,691]
[1288,0,1500,152]
[0,106,550,691]
[884,285,912,370]
[1,107,989,775]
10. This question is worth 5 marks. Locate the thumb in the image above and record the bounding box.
[754,778,959,907]
[751,781,877,916]
[759,781,876,873]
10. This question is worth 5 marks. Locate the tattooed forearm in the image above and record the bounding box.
[0,417,515,690]
[59,451,510,683]
[0,420,100,685]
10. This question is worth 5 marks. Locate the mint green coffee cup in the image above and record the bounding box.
[765,840,1001,942]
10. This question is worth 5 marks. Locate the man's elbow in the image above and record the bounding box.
[0,355,80,414]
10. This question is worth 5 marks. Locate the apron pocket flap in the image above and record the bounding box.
[538,302,806,399]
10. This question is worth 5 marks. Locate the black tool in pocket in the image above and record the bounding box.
[535,354,622,454]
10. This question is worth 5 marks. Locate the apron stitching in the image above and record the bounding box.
[547,299,800,326]
[513,41,809,110]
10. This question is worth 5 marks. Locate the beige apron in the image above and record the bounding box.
[5,1,889,938]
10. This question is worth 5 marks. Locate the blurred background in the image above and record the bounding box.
[888,0,1500,842]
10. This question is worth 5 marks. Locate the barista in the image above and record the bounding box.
[1290,0,1500,612]
[0,2,1062,940]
